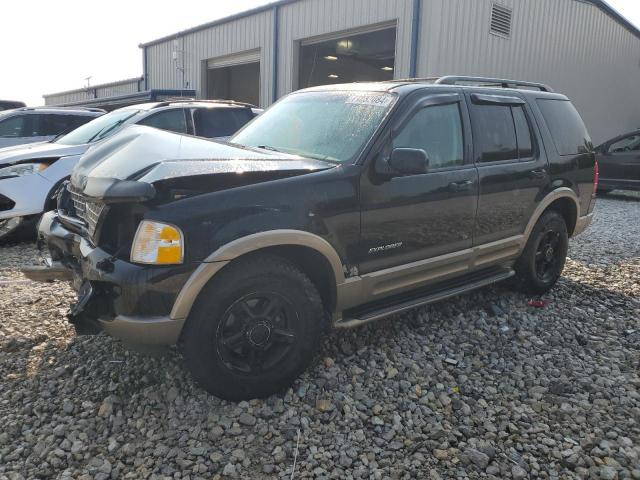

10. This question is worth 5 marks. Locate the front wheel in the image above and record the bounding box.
[182,255,325,401]
[0,215,39,244]
[513,211,569,295]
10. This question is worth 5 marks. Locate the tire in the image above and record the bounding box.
[0,215,39,244]
[513,210,568,295]
[182,254,325,401]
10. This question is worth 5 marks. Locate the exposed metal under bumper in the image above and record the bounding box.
[22,262,73,282]
[573,213,594,237]
[99,315,185,346]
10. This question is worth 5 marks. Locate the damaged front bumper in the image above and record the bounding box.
[24,211,197,346]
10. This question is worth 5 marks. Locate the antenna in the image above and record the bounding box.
[173,37,187,92]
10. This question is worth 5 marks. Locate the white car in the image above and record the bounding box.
[0,100,261,241]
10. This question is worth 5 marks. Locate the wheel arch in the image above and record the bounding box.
[524,188,580,244]
[170,230,346,322]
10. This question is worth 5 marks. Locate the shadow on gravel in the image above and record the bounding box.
[597,191,640,202]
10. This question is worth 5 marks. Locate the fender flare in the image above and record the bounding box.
[170,230,346,321]
[521,187,580,251]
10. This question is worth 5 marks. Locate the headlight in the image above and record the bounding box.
[0,162,48,178]
[131,221,184,265]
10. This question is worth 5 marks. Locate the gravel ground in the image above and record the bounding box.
[1,192,639,480]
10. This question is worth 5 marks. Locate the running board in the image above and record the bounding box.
[336,267,514,329]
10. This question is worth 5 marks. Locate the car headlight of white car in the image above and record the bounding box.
[0,162,48,178]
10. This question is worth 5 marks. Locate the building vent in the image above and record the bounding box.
[490,4,513,37]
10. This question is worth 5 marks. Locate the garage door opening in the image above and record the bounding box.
[299,27,396,89]
[207,60,260,106]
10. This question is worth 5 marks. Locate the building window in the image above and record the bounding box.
[298,27,397,89]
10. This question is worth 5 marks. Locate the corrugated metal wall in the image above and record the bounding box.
[44,78,141,106]
[276,0,414,97]
[141,0,640,141]
[145,10,273,106]
[418,0,640,144]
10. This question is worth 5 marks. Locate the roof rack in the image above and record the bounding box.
[15,106,106,113]
[434,76,554,92]
[151,98,257,109]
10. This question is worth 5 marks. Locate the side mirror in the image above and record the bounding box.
[389,148,430,175]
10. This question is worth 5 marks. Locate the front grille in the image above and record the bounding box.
[67,184,106,237]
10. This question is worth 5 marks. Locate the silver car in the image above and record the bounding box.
[0,100,261,241]
[0,107,103,148]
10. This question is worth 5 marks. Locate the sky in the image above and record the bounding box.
[1,0,638,106]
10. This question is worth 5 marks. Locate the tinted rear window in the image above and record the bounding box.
[194,108,254,138]
[537,99,592,155]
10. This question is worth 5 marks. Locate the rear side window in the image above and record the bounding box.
[393,103,464,169]
[0,116,26,137]
[609,134,640,153]
[40,114,93,136]
[472,104,535,162]
[138,109,188,134]
[537,99,592,155]
[473,105,518,162]
[194,108,255,138]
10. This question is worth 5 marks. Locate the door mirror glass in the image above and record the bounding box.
[389,148,430,175]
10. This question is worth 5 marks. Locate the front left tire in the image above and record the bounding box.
[181,254,325,401]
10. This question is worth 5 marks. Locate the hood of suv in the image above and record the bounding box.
[71,125,336,202]
[0,141,88,166]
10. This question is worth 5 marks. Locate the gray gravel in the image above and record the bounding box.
[1,192,639,480]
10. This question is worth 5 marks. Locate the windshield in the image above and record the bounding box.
[55,109,140,146]
[231,91,395,163]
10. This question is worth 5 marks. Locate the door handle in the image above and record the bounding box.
[448,180,473,192]
[529,168,547,179]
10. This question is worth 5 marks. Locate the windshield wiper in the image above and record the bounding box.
[257,145,282,153]
[86,119,128,143]
[50,127,76,143]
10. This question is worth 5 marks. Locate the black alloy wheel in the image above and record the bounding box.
[513,210,568,294]
[217,292,298,374]
[534,230,563,283]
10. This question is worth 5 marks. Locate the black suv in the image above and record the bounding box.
[29,76,596,400]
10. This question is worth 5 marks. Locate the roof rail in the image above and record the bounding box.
[15,106,106,113]
[435,76,554,92]
[74,107,107,113]
[151,98,257,109]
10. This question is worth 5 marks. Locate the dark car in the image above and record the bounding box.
[28,76,596,400]
[595,130,640,193]
[0,107,104,149]
[0,100,26,111]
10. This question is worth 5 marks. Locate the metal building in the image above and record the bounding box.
[47,0,640,143]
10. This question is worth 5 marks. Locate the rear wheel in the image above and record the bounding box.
[182,255,325,401]
[513,211,568,295]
